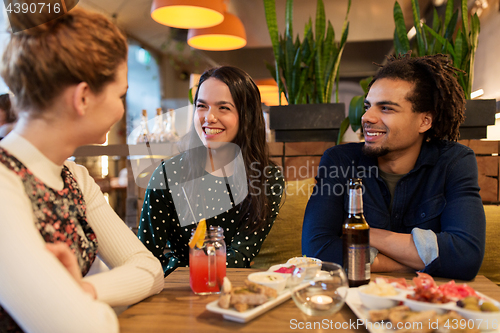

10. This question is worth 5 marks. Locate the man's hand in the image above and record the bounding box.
[370,228,425,270]
[45,242,97,299]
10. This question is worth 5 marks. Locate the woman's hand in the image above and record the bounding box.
[45,242,97,299]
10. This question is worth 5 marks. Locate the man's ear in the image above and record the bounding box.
[419,112,433,133]
[73,82,91,117]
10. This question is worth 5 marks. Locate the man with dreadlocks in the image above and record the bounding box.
[302,53,485,280]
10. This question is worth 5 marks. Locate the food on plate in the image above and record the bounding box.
[374,277,412,290]
[406,272,453,303]
[250,273,282,282]
[274,265,295,274]
[368,305,480,332]
[360,280,398,297]
[481,302,500,312]
[368,305,410,322]
[456,296,500,312]
[287,256,321,267]
[438,280,477,299]
[217,277,278,312]
[287,257,322,280]
[247,272,287,292]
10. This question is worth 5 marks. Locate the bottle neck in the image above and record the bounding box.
[348,188,363,215]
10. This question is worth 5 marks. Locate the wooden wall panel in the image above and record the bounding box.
[268,142,284,157]
[478,173,498,202]
[283,156,321,181]
[469,140,499,155]
[284,142,335,156]
[477,156,499,177]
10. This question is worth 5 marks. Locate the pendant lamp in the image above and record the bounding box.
[187,12,247,51]
[255,79,288,106]
[151,0,225,29]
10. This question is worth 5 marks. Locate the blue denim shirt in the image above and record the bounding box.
[302,140,486,280]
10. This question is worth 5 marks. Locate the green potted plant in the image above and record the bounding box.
[339,0,495,142]
[263,0,351,142]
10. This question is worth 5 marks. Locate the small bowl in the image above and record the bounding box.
[248,272,287,293]
[268,264,294,287]
[403,298,455,314]
[455,298,500,331]
[358,285,401,310]
[286,257,322,280]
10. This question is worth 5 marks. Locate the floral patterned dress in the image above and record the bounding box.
[0,148,98,332]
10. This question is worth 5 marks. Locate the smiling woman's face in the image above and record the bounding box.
[194,78,239,147]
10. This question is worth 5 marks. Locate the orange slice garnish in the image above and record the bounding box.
[188,219,206,249]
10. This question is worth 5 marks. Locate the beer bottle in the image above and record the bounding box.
[342,178,370,287]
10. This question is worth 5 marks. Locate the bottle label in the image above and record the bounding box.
[346,244,370,281]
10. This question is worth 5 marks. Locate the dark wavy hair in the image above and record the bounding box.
[192,66,271,232]
[369,53,466,141]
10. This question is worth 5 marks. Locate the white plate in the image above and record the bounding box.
[206,288,293,323]
[346,288,500,333]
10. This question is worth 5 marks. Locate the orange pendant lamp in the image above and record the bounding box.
[151,0,225,29]
[255,79,288,106]
[187,11,247,51]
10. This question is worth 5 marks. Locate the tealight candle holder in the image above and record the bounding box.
[291,262,348,316]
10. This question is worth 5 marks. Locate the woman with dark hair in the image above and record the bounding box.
[0,2,163,332]
[0,93,16,139]
[139,66,284,276]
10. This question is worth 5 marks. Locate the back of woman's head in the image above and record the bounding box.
[1,2,128,114]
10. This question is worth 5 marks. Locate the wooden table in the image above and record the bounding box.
[118,268,500,332]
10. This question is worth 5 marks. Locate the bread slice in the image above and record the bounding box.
[217,277,278,312]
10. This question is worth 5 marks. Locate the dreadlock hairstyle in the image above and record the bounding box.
[369,53,466,141]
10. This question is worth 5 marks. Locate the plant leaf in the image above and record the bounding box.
[359,76,373,94]
[337,117,350,145]
[315,0,326,44]
[349,95,365,132]
[423,24,456,59]
[461,0,469,39]
[263,0,282,104]
[411,0,426,56]
[285,27,296,102]
[444,10,458,42]
[285,0,293,41]
[393,1,410,56]
[444,0,454,28]
[467,13,480,98]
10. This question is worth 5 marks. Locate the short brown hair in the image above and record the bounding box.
[0,94,15,123]
[1,2,128,114]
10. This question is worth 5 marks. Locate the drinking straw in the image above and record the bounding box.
[182,186,198,226]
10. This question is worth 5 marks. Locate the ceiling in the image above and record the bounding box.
[78,0,437,80]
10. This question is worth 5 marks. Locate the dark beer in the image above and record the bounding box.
[342,178,370,287]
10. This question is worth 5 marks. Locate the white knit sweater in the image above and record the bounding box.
[0,133,164,333]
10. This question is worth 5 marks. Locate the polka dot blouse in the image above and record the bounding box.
[138,154,284,276]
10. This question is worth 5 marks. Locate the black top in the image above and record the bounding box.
[138,152,284,276]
